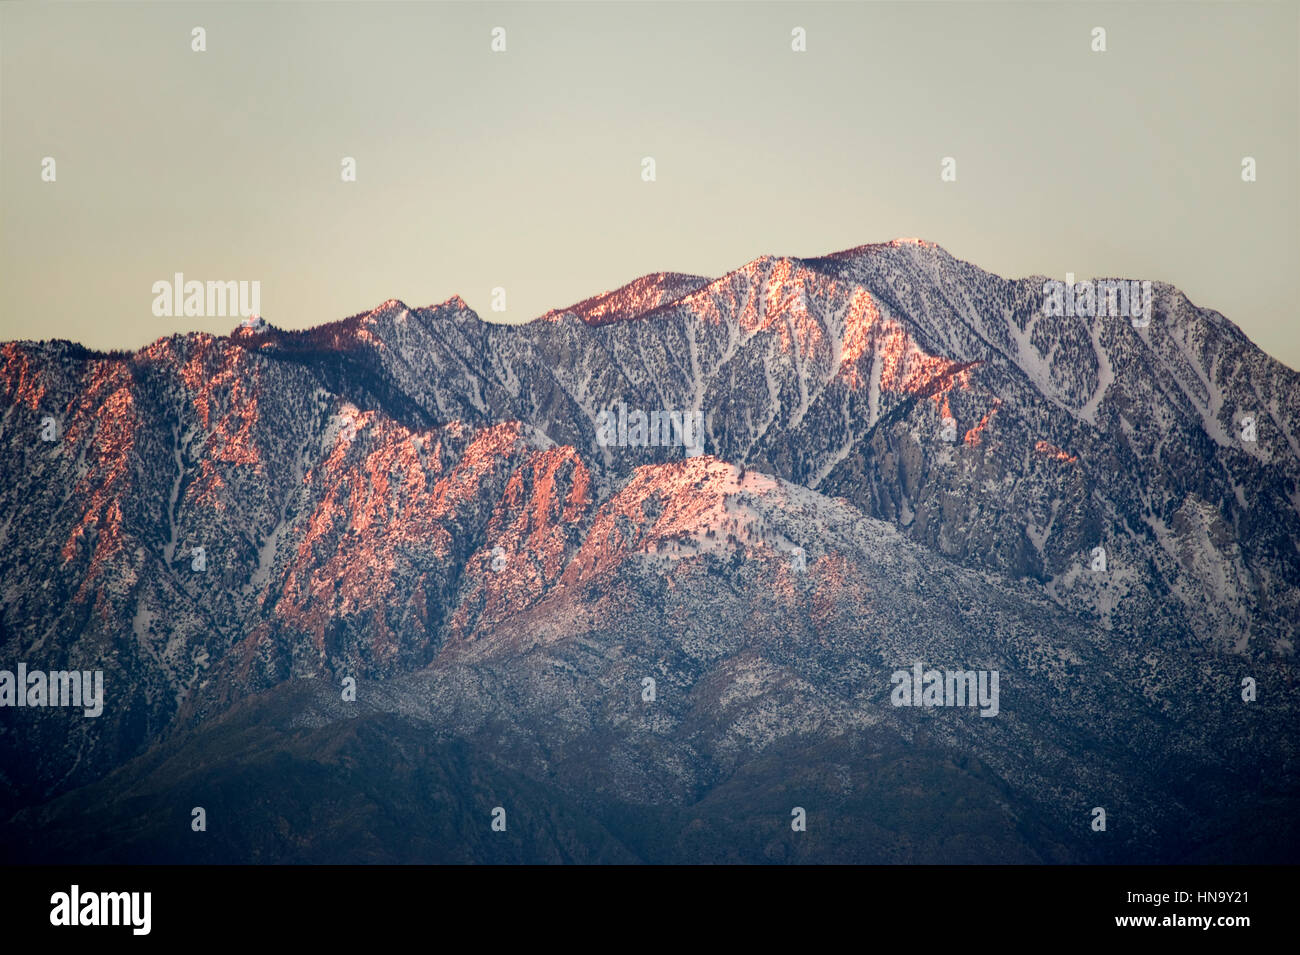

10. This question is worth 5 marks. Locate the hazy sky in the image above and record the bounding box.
[3,1,1297,367]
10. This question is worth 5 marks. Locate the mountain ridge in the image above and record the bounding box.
[2,239,1297,863]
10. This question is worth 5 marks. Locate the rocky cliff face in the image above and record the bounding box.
[1,240,1296,862]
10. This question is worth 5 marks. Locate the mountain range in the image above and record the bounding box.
[2,238,1297,863]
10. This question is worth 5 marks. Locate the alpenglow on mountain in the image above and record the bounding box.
[1,239,1296,863]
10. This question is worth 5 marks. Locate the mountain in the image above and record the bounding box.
[536,271,712,326]
[1,239,1297,863]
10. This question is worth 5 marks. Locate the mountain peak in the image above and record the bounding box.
[804,236,942,265]
[369,298,410,317]
[230,315,272,338]
[535,271,712,326]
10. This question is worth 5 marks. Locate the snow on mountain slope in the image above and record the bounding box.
[1,240,1297,863]
[200,241,1297,654]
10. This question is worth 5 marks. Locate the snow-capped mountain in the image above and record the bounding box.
[1,240,1296,863]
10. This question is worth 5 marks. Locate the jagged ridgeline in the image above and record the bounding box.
[1,239,1297,863]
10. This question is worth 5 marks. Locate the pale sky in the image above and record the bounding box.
[3,1,1297,367]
